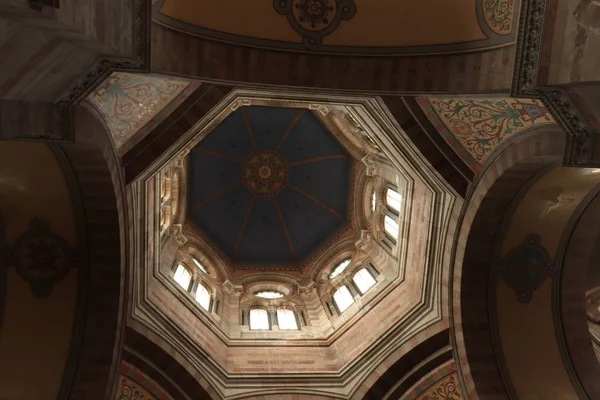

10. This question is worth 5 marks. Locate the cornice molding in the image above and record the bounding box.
[17,0,151,142]
[512,0,598,166]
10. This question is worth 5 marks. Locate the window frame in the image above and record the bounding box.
[276,308,299,330]
[352,267,377,295]
[192,257,208,274]
[249,308,271,331]
[332,285,355,314]
[382,183,402,245]
[194,280,212,312]
[172,263,193,292]
[329,258,352,279]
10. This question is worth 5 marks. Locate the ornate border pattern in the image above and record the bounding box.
[511,0,599,166]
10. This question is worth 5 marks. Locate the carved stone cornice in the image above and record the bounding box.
[13,0,150,142]
[354,230,372,254]
[170,224,188,246]
[512,0,598,166]
[511,0,547,97]
[540,88,595,166]
[362,154,380,177]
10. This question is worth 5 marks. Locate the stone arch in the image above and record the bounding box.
[58,105,130,400]
[451,126,565,398]
[560,188,600,398]
[124,326,216,399]
[352,324,451,399]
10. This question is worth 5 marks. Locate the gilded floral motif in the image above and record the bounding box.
[483,0,514,35]
[424,97,555,166]
[114,376,155,400]
[88,72,190,150]
[294,0,334,29]
[419,373,463,400]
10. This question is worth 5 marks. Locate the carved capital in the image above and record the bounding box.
[309,103,330,116]
[362,154,380,177]
[354,230,372,253]
[170,224,188,246]
[174,149,190,168]
[299,283,317,299]
[230,98,251,111]
[222,280,243,296]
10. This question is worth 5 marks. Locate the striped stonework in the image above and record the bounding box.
[59,106,129,400]
[150,24,516,94]
[452,127,565,399]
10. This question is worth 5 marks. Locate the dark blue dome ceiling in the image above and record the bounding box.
[188,106,352,269]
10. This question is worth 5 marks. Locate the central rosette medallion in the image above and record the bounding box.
[243,151,289,196]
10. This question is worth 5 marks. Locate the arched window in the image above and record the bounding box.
[371,190,377,212]
[195,282,211,311]
[353,268,377,294]
[384,215,400,239]
[192,257,208,274]
[255,290,284,299]
[249,308,270,330]
[386,187,402,212]
[333,286,354,313]
[330,258,351,279]
[277,308,298,330]
[383,185,402,245]
[173,264,192,291]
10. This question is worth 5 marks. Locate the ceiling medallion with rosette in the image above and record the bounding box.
[274,0,356,46]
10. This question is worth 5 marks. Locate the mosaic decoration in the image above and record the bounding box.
[88,72,193,153]
[274,0,356,46]
[482,0,514,35]
[114,375,156,400]
[418,97,555,171]
[243,151,289,196]
[499,234,554,303]
[7,218,76,297]
[418,373,463,399]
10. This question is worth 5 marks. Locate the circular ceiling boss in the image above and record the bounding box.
[243,151,289,196]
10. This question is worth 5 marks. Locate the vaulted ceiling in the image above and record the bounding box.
[4,0,600,399]
[187,106,353,269]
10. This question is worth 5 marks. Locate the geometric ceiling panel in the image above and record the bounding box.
[188,106,353,269]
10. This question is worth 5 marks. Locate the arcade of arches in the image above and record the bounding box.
[2,0,600,399]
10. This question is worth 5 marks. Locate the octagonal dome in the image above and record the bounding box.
[187,105,353,269]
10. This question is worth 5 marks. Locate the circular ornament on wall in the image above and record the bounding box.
[499,234,554,303]
[8,218,77,297]
[274,0,356,47]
